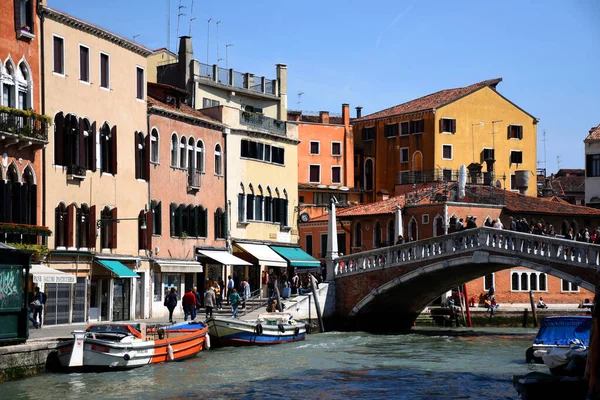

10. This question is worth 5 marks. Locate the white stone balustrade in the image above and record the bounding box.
[333,227,600,278]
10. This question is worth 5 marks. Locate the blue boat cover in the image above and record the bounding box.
[533,316,592,346]
[163,321,207,331]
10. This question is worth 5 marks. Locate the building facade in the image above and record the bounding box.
[585,124,600,209]
[40,5,151,324]
[0,0,50,250]
[352,78,538,203]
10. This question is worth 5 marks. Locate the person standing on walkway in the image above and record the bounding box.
[204,286,216,319]
[193,287,202,312]
[182,288,197,321]
[229,288,242,319]
[32,286,45,328]
[242,279,251,311]
[226,275,235,305]
[165,287,178,323]
[213,281,222,310]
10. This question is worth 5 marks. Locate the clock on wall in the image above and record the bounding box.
[299,212,310,223]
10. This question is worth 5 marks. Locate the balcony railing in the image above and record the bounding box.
[394,168,500,186]
[66,164,86,179]
[0,106,50,142]
[240,111,286,135]
[188,168,201,189]
[196,63,277,96]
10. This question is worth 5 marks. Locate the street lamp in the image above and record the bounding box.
[471,122,484,163]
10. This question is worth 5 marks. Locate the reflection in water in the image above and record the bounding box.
[4,331,540,400]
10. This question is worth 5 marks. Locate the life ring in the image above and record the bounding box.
[278,323,285,333]
[254,324,263,335]
[294,327,300,336]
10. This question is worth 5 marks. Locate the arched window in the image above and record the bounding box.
[255,185,264,221]
[374,221,382,248]
[354,222,362,248]
[180,204,189,236]
[449,215,458,233]
[282,188,289,226]
[179,136,187,168]
[387,220,395,246]
[238,183,246,223]
[214,143,222,175]
[195,140,204,172]
[16,61,31,110]
[134,131,147,180]
[187,137,195,171]
[169,202,178,237]
[273,188,282,224]
[4,164,21,225]
[77,204,91,249]
[81,118,94,171]
[100,122,112,173]
[2,60,16,108]
[408,217,418,241]
[265,186,273,222]
[364,158,374,191]
[64,113,79,169]
[433,215,444,237]
[22,165,36,227]
[53,112,65,165]
[197,205,208,237]
[150,128,159,163]
[55,202,68,248]
[100,206,116,249]
[151,199,162,236]
[170,133,178,167]
[246,183,255,221]
[215,207,226,239]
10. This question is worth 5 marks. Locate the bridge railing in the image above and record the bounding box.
[333,227,600,278]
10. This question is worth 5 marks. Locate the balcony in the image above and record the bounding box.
[0,106,50,143]
[66,164,86,180]
[196,63,278,97]
[0,223,52,246]
[187,168,201,190]
[240,111,286,136]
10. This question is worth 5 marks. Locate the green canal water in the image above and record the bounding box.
[4,328,544,399]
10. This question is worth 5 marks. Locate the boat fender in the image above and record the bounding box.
[294,327,300,336]
[305,323,311,334]
[158,328,165,340]
[167,344,174,361]
[278,323,285,333]
[203,334,211,350]
[123,353,131,361]
[255,324,263,335]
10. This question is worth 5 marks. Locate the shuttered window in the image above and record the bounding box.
[510,151,523,165]
[53,36,64,74]
[440,118,456,133]
[136,67,144,99]
[100,53,110,89]
[79,45,89,82]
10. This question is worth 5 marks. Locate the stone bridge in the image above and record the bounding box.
[331,227,600,331]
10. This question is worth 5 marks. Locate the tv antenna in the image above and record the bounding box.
[216,21,221,66]
[297,91,304,106]
[166,0,170,50]
[557,155,562,170]
[188,0,195,36]
[206,18,212,65]
[541,129,547,172]
[133,34,140,40]
[176,0,186,51]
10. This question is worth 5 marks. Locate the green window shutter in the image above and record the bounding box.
[203,208,208,237]
[221,210,227,239]
[193,206,199,237]
[170,203,176,237]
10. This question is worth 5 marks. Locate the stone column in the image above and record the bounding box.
[325,197,339,281]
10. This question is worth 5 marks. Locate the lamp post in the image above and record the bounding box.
[471,122,484,163]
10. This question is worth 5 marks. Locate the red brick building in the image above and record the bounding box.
[304,184,600,305]
[0,0,49,246]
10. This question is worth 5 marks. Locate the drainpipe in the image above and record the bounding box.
[40,9,47,239]
[443,203,449,235]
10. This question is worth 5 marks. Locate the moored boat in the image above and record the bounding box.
[55,321,210,371]
[525,316,591,363]
[206,312,307,346]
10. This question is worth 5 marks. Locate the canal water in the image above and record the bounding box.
[4,328,544,399]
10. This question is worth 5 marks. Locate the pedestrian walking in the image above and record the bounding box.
[226,275,235,305]
[164,287,178,323]
[193,286,202,311]
[31,285,45,328]
[213,281,222,310]
[291,272,299,295]
[229,288,242,318]
[182,288,197,321]
[204,286,216,319]
[241,279,251,311]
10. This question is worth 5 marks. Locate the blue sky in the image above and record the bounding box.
[49,0,599,173]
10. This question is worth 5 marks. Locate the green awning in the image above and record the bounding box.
[269,246,321,268]
[97,259,139,278]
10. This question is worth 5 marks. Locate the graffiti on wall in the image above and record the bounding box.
[0,266,22,309]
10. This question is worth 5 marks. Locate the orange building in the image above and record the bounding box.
[291,105,361,260]
[0,0,49,247]
[306,185,600,305]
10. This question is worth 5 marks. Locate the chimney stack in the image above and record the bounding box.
[342,103,350,127]
[356,106,362,119]
[178,36,194,103]
[319,111,330,124]
[515,170,530,195]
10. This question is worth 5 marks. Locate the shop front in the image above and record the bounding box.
[90,258,139,322]
[151,259,203,318]
[196,249,252,294]
[232,242,288,297]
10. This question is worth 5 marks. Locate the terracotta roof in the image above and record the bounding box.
[148,98,222,125]
[298,183,362,192]
[148,81,188,96]
[355,78,503,123]
[495,188,600,216]
[551,175,585,194]
[555,169,585,177]
[310,195,407,222]
[585,124,600,142]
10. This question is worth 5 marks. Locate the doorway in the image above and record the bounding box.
[135,274,144,319]
[112,278,131,321]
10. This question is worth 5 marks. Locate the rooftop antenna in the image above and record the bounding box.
[166,0,170,51]
[216,21,221,66]
[557,155,562,170]
[206,18,212,65]
[542,129,547,172]
[188,0,195,36]
[297,91,304,106]
[133,34,140,40]
[176,0,186,52]
[225,43,233,69]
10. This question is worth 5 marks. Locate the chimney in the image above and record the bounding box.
[319,111,330,124]
[356,106,362,118]
[287,111,301,122]
[376,190,390,202]
[276,64,288,120]
[178,36,194,103]
[515,170,530,195]
[342,103,350,127]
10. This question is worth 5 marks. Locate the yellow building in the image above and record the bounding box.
[40,4,151,323]
[352,78,538,202]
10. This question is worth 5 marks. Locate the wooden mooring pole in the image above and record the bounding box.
[528,291,538,327]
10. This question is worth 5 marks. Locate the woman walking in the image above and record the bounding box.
[165,287,178,323]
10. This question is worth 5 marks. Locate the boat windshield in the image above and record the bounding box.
[533,317,591,346]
